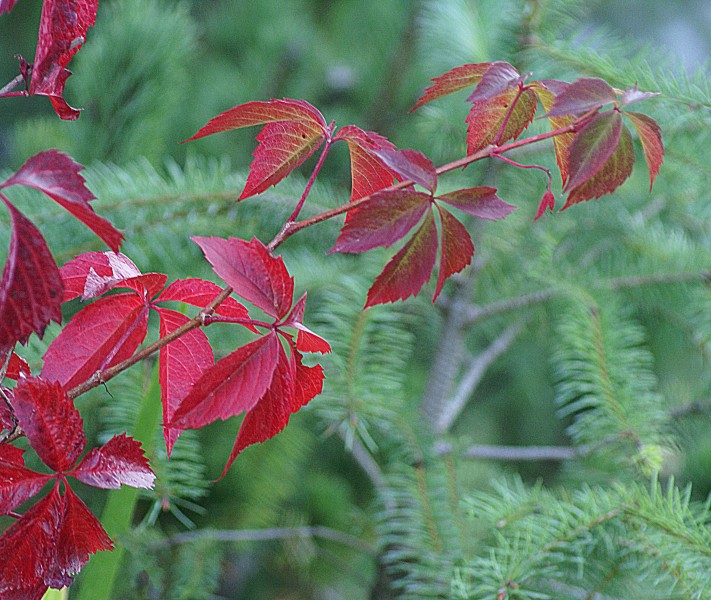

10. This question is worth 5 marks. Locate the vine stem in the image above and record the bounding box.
[0,74,24,96]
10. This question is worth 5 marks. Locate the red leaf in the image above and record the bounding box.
[0,484,62,595]
[530,81,575,185]
[437,187,515,220]
[466,87,537,153]
[365,210,438,308]
[466,62,522,104]
[60,252,141,301]
[330,189,431,253]
[547,77,617,117]
[291,342,325,407]
[1,150,122,251]
[53,484,112,584]
[624,111,664,190]
[12,378,85,472]
[5,352,31,380]
[155,308,214,452]
[373,148,437,193]
[171,333,280,430]
[219,342,297,476]
[0,445,51,515]
[156,278,252,321]
[183,99,329,201]
[434,206,474,301]
[193,237,294,319]
[29,0,98,120]
[411,62,492,111]
[563,123,634,208]
[534,189,556,220]
[71,433,155,489]
[0,0,18,14]
[281,293,331,354]
[41,294,149,389]
[564,111,623,193]
[0,199,63,350]
[333,125,397,201]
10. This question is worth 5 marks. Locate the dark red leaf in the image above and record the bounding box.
[156,278,252,322]
[0,444,51,515]
[29,0,98,120]
[530,81,575,185]
[171,333,280,430]
[0,0,18,14]
[1,150,122,251]
[411,62,492,111]
[71,433,155,489]
[53,484,112,585]
[372,148,437,193]
[192,237,294,319]
[155,308,214,452]
[563,124,634,208]
[564,111,623,193]
[5,352,31,380]
[434,206,474,301]
[365,210,438,308]
[0,483,62,595]
[0,198,63,350]
[330,189,431,254]
[466,61,521,104]
[437,187,515,220]
[546,77,617,117]
[624,111,664,190]
[41,294,149,389]
[0,391,14,430]
[280,293,331,354]
[333,125,398,201]
[12,378,85,472]
[219,342,296,477]
[534,189,556,220]
[466,87,537,153]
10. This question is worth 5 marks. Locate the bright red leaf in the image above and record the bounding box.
[535,189,557,220]
[0,445,51,515]
[434,205,474,301]
[1,150,123,251]
[184,99,329,201]
[281,293,331,354]
[563,123,634,208]
[4,352,31,380]
[155,308,214,452]
[0,0,17,14]
[624,111,664,189]
[365,210,439,308]
[333,125,398,201]
[291,340,325,407]
[170,332,281,430]
[0,198,63,351]
[12,378,85,472]
[71,433,155,489]
[411,62,492,111]
[330,189,432,253]
[156,278,252,322]
[41,293,149,389]
[546,77,617,117]
[437,187,515,220]
[192,236,294,319]
[28,0,98,120]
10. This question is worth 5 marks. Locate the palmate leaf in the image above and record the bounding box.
[184,99,329,200]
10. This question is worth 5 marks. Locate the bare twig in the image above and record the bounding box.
[149,525,376,555]
[434,320,525,434]
[0,74,24,96]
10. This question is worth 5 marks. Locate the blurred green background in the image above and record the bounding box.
[1,1,711,599]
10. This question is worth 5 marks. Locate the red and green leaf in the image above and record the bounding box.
[330,189,431,253]
[434,206,474,301]
[0,150,122,251]
[563,123,634,208]
[546,77,617,117]
[436,187,515,220]
[373,148,437,193]
[411,62,492,111]
[0,198,63,350]
[624,111,664,189]
[11,378,85,473]
[531,80,575,185]
[41,294,149,389]
[466,62,522,104]
[333,125,398,201]
[193,236,294,319]
[365,210,438,308]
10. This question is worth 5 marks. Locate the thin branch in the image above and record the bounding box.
[149,525,376,555]
[0,74,24,96]
[435,442,584,461]
[434,320,525,434]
